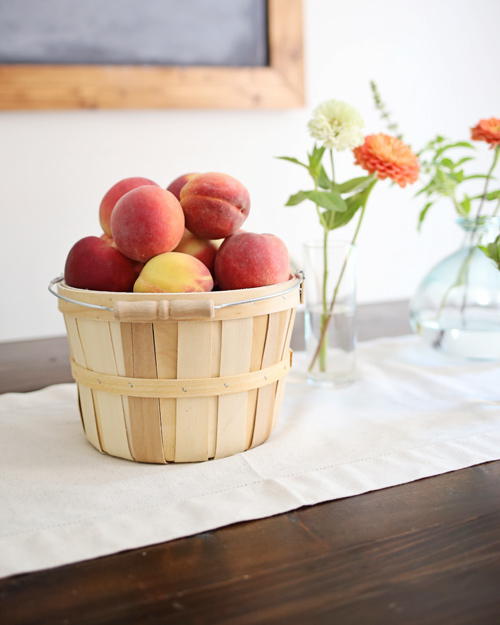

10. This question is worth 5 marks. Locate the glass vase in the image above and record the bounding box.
[303,240,356,387]
[410,216,500,360]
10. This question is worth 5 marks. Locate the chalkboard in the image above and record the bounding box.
[0,0,269,67]
[0,0,304,110]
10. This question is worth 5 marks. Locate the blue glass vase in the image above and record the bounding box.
[410,217,500,361]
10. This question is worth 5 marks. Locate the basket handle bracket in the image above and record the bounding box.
[113,299,215,322]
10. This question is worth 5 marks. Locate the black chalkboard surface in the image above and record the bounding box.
[0,0,269,67]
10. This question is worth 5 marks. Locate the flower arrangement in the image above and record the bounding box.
[278,99,419,374]
[416,118,500,230]
[370,82,500,358]
[370,81,500,227]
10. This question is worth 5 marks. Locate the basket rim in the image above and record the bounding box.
[54,272,303,306]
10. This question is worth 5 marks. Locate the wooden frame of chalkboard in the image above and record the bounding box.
[0,0,304,110]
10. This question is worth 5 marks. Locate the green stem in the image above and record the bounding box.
[459,147,500,315]
[308,180,377,373]
[476,146,500,219]
[330,149,335,182]
[435,148,500,323]
[317,150,336,372]
[319,227,329,372]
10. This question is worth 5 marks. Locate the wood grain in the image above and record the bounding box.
[0,0,304,110]
[1,463,499,625]
[0,301,498,625]
[76,318,132,460]
[175,321,213,462]
[125,323,165,464]
[215,318,253,459]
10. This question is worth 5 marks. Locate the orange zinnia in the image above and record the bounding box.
[471,118,500,148]
[353,133,419,187]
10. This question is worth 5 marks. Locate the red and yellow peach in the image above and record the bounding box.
[214,232,290,291]
[180,172,250,239]
[111,186,185,263]
[167,173,199,201]
[133,252,214,293]
[173,229,218,273]
[99,176,159,236]
[64,236,143,292]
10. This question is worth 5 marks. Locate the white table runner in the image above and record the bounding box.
[1,335,499,579]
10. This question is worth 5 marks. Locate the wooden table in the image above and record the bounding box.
[1,302,499,625]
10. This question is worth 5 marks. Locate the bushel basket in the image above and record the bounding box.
[51,274,303,463]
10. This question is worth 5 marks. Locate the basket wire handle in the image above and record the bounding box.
[49,272,304,321]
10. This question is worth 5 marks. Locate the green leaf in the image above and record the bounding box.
[336,176,374,194]
[451,170,465,183]
[303,189,347,212]
[285,191,309,206]
[479,236,500,270]
[418,202,433,231]
[317,166,333,190]
[328,193,365,229]
[435,141,475,157]
[285,189,348,212]
[415,181,437,197]
[308,145,326,180]
[459,194,471,216]
[435,169,446,183]
[275,156,308,169]
[456,156,474,166]
[441,157,455,169]
[325,183,377,231]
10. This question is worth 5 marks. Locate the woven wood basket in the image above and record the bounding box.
[51,273,303,463]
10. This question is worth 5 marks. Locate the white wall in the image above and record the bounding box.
[1,0,499,342]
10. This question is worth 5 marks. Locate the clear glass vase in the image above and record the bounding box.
[410,216,500,360]
[303,240,356,387]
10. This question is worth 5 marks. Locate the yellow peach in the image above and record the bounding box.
[133,252,214,293]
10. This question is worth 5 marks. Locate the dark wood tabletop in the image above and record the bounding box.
[1,302,499,625]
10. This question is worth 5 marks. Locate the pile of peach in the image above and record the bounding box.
[64,172,290,293]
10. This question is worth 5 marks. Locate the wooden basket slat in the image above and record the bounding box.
[77,318,133,460]
[208,320,222,459]
[63,315,102,452]
[245,314,269,449]
[108,321,134,458]
[57,275,301,464]
[118,322,135,459]
[175,321,213,462]
[250,310,290,449]
[154,323,178,463]
[271,308,296,432]
[125,324,165,464]
[215,318,253,460]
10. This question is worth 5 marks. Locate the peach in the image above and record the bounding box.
[180,172,250,239]
[214,232,290,291]
[133,252,214,293]
[173,229,218,273]
[111,186,185,263]
[211,228,246,250]
[64,236,143,292]
[166,173,199,201]
[99,233,118,249]
[99,177,159,236]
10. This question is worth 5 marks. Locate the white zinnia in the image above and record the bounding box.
[307,100,364,151]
